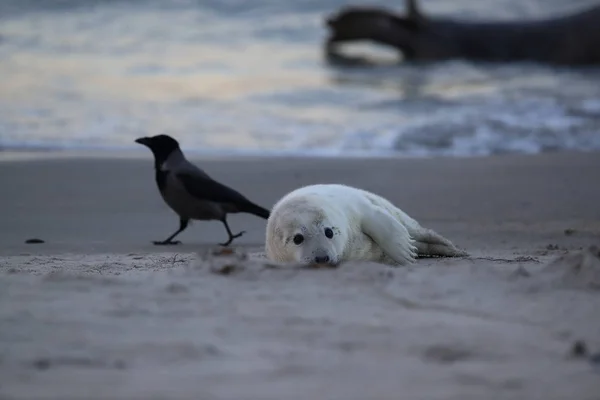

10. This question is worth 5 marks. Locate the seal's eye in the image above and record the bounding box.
[324,227,334,239]
[293,234,304,245]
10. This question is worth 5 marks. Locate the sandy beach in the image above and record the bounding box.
[1,151,600,400]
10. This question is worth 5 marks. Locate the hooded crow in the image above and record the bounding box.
[135,134,270,246]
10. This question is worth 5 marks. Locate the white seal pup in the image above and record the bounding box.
[265,184,467,266]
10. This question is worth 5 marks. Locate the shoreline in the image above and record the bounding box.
[3,147,600,163]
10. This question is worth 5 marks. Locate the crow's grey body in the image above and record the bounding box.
[159,151,234,220]
[136,134,270,246]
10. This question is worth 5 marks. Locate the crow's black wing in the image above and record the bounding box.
[177,172,271,219]
[176,172,251,206]
[178,172,271,219]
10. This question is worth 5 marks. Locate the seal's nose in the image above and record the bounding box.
[314,255,330,264]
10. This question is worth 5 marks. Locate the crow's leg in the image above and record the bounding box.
[219,217,245,246]
[153,218,189,245]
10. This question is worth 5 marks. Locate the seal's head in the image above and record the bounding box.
[266,197,345,266]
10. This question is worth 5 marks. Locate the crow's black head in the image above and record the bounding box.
[135,134,181,165]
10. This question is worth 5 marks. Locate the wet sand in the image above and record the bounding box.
[1,151,599,400]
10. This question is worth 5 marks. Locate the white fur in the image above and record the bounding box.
[265,184,467,266]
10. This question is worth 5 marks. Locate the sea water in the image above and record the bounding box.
[0,0,599,158]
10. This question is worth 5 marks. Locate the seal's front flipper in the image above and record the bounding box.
[362,206,417,266]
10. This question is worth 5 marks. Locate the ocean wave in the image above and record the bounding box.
[1,0,600,158]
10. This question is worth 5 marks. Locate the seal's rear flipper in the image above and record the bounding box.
[362,207,418,265]
[415,242,469,257]
[414,228,469,257]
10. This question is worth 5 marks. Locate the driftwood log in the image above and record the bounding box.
[325,0,600,66]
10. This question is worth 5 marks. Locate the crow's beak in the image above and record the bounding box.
[135,137,150,146]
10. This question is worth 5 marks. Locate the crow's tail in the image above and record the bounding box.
[242,202,270,219]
